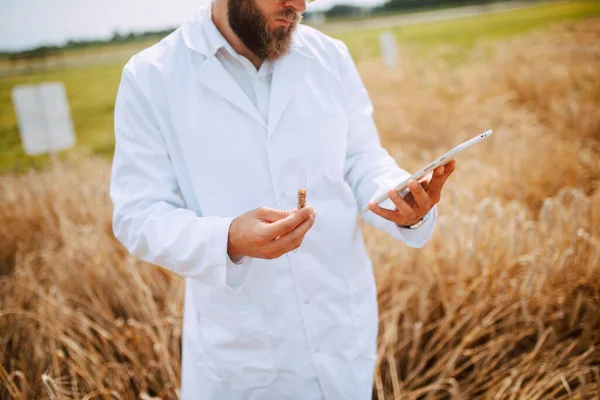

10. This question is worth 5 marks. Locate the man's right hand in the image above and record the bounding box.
[227,206,317,260]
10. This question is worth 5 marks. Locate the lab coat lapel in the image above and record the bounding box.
[197,55,266,129]
[267,43,312,137]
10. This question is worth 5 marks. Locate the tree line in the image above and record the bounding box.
[1,0,537,57]
[318,0,535,19]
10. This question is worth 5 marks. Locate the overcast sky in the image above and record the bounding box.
[0,0,385,51]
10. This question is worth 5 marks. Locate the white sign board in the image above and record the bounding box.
[11,82,75,156]
[379,31,398,69]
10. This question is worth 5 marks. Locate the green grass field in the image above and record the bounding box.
[337,1,600,59]
[1,0,598,174]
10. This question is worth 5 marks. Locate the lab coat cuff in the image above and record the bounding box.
[221,217,253,293]
[393,205,438,248]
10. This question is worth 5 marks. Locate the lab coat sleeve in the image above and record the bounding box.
[339,43,437,248]
[110,66,252,292]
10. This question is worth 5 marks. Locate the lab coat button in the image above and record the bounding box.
[304,299,310,305]
[314,348,320,353]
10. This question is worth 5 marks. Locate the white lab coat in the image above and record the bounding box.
[110,6,437,400]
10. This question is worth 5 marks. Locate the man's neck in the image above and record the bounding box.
[211,2,264,70]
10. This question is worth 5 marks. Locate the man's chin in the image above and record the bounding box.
[259,23,297,60]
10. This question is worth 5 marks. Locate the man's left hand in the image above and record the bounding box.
[367,159,456,227]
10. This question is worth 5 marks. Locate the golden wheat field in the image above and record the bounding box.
[2,17,600,400]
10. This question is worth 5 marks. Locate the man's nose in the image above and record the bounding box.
[284,0,306,14]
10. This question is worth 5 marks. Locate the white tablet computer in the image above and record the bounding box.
[363,129,493,211]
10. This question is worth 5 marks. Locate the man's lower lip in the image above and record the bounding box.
[276,19,293,26]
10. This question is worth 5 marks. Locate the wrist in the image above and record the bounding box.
[227,217,244,259]
[398,209,432,229]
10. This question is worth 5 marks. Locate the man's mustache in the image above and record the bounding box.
[273,9,302,23]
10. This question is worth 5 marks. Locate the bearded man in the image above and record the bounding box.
[110,0,455,398]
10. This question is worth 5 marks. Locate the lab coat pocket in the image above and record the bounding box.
[196,303,277,386]
[317,116,348,182]
[348,266,378,361]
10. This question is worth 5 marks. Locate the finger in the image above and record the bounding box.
[439,160,456,188]
[262,206,313,239]
[368,201,402,223]
[433,165,445,179]
[444,159,456,177]
[427,165,446,200]
[438,159,456,182]
[407,180,430,210]
[268,209,316,255]
[417,172,433,191]
[388,190,417,221]
[259,207,296,223]
[428,160,456,201]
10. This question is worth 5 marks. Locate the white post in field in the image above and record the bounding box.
[379,31,398,69]
[11,82,76,163]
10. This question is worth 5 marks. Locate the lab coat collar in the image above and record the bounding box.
[195,7,268,128]
[183,5,314,133]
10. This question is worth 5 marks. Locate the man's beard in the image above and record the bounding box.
[228,0,302,60]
